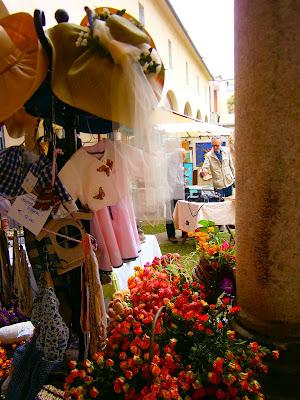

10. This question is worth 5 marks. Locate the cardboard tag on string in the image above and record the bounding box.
[8,193,52,235]
[21,171,38,193]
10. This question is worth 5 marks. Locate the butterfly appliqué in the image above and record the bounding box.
[93,186,105,200]
[96,159,113,176]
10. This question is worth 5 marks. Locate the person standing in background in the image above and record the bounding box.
[166,148,186,243]
[199,136,235,198]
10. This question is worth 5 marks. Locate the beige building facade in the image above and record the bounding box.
[3,0,213,124]
[213,78,235,127]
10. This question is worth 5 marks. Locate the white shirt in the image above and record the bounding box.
[59,140,145,211]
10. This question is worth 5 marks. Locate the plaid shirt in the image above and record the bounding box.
[0,146,71,202]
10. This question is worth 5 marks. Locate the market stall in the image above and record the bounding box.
[154,116,233,185]
[173,198,235,237]
[0,5,181,398]
[0,4,278,400]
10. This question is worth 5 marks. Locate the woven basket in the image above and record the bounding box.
[35,385,64,400]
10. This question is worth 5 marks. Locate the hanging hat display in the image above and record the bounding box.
[2,107,39,139]
[0,0,8,19]
[0,12,49,122]
[24,78,114,134]
[45,6,164,127]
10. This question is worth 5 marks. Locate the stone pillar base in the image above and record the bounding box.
[237,309,300,339]
[233,320,300,399]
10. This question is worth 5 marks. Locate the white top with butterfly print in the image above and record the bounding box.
[59,140,145,211]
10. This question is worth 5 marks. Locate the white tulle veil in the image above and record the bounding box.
[91,18,182,223]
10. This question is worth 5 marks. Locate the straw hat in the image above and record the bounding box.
[24,73,114,133]
[0,0,8,19]
[46,7,164,127]
[3,107,39,139]
[0,12,49,122]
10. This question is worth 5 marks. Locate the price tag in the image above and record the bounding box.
[8,193,52,235]
[21,171,38,193]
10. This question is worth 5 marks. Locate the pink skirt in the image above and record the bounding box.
[90,198,141,271]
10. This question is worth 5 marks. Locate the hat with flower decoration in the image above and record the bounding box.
[46,7,164,127]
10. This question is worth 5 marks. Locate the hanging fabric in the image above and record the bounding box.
[81,234,107,356]
[7,273,69,399]
[0,146,72,208]
[24,228,61,282]
[90,198,141,271]
[7,331,64,400]
[13,231,33,317]
[0,229,11,305]
[30,272,69,362]
[7,244,69,400]
[59,139,146,212]
[89,14,178,222]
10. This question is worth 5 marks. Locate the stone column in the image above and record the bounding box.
[235,0,300,338]
[235,3,300,396]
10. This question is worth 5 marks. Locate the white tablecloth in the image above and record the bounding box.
[173,199,235,232]
[114,234,161,290]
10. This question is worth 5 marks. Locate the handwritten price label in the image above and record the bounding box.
[8,193,52,235]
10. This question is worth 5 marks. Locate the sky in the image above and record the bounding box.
[169,0,234,80]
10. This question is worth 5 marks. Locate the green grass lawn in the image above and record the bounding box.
[142,222,199,274]
[141,223,234,276]
[160,239,199,275]
[141,222,166,235]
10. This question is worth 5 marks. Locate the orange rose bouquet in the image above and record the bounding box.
[64,254,278,400]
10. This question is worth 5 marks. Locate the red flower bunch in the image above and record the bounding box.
[0,343,16,386]
[64,254,278,400]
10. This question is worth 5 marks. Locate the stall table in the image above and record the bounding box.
[173,199,235,238]
[114,234,161,290]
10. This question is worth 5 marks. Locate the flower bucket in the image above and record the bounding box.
[192,260,236,303]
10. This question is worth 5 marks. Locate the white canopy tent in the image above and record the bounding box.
[154,121,232,136]
[152,108,232,137]
[151,108,233,184]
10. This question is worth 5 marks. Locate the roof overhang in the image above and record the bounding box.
[153,108,232,136]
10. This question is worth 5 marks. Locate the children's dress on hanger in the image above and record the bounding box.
[58,140,145,211]
[59,140,143,270]
[90,197,141,270]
